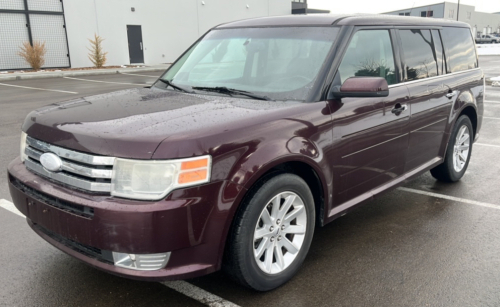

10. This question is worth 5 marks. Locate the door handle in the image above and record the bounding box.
[140,42,143,50]
[446,91,457,99]
[391,104,407,115]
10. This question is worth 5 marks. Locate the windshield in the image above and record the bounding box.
[159,27,339,101]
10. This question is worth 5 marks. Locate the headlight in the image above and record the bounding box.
[20,132,28,162]
[111,155,211,200]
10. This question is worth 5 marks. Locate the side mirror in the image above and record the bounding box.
[329,77,389,99]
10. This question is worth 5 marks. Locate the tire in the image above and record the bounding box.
[430,115,473,182]
[223,173,315,291]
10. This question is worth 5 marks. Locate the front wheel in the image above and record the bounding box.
[430,115,473,182]
[223,173,315,291]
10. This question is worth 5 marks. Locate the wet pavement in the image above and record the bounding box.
[1,59,500,306]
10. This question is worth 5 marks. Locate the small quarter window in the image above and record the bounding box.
[337,30,397,85]
[400,29,438,81]
[440,27,477,73]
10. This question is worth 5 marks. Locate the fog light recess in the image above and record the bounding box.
[112,252,171,271]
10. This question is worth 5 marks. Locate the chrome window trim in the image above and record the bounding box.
[388,68,481,89]
[26,136,115,166]
[25,159,111,192]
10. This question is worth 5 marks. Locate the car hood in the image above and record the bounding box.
[23,87,302,159]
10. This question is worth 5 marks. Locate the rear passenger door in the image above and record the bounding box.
[398,28,452,171]
[329,28,410,210]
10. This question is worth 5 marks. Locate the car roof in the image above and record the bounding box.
[215,14,471,29]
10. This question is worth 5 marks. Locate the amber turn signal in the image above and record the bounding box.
[178,169,208,184]
[181,158,209,170]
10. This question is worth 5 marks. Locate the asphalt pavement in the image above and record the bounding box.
[1,59,500,307]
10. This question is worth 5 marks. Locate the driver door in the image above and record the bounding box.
[328,28,410,216]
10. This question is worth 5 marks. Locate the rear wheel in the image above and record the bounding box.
[223,173,315,291]
[430,115,473,182]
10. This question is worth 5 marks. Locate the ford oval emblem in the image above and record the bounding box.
[40,153,63,172]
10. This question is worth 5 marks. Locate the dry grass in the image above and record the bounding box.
[18,41,46,71]
[88,33,108,68]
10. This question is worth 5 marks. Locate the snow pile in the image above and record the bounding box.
[477,44,500,55]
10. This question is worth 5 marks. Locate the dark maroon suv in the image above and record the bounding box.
[8,14,483,291]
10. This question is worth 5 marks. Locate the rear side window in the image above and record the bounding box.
[337,30,397,85]
[399,29,438,81]
[440,27,477,73]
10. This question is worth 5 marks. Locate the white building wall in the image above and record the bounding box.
[384,3,445,18]
[384,2,500,38]
[63,0,291,68]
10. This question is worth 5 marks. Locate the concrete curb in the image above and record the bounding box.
[0,66,169,81]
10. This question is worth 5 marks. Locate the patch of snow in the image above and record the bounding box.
[477,44,500,55]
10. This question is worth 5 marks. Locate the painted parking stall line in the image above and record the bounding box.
[63,76,150,86]
[162,281,241,307]
[0,199,25,218]
[398,187,500,211]
[120,72,160,78]
[0,82,78,94]
[475,143,500,148]
[0,198,239,307]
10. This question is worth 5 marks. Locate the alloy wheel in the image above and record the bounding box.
[452,125,470,172]
[253,192,307,275]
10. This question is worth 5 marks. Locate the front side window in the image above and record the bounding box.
[336,30,397,85]
[440,27,477,73]
[399,29,438,81]
[161,27,339,101]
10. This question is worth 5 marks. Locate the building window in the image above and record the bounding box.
[399,13,404,16]
[405,13,410,16]
[449,9,454,18]
[421,10,433,17]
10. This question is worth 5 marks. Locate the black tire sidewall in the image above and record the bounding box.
[237,174,315,291]
[444,115,473,181]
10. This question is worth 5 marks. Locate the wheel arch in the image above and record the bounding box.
[218,155,329,269]
[458,105,478,137]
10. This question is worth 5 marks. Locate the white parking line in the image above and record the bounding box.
[0,199,25,218]
[483,116,500,120]
[398,187,500,211]
[484,100,500,103]
[120,72,160,78]
[0,82,78,94]
[162,281,240,307]
[475,143,500,148]
[0,198,239,307]
[63,76,150,86]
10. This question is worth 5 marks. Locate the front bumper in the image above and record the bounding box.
[7,157,244,281]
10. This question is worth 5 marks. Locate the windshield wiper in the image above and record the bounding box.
[191,86,272,101]
[157,79,194,93]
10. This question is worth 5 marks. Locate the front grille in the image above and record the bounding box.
[34,224,114,265]
[9,175,94,219]
[24,136,115,193]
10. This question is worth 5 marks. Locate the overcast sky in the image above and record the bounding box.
[308,0,500,14]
